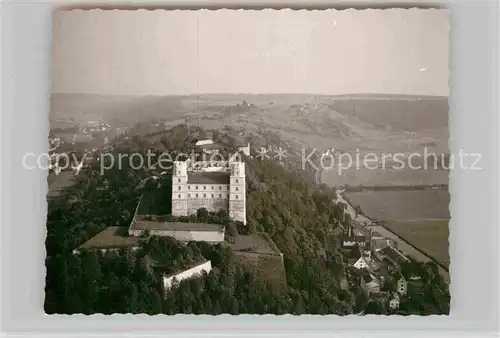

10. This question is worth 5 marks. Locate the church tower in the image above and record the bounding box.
[171,161,188,216]
[228,161,246,224]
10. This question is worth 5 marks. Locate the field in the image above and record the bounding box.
[346,189,450,221]
[384,219,450,268]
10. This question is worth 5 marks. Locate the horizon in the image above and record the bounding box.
[52,9,449,96]
[51,92,449,98]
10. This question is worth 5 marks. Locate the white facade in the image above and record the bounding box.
[163,261,212,292]
[353,257,369,269]
[397,277,408,295]
[195,139,214,146]
[229,161,246,224]
[389,293,400,310]
[171,160,246,224]
[238,144,251,156]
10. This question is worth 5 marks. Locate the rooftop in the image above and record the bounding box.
[379,246,409,264]
[342,246,362,261]
[187,172,230,185]
[198,143,221,151]
[372,238,390,251]
[78,226,142,250]
[132,219,225,233]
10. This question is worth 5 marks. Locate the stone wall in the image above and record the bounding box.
[129,229,225,243]
[163,261,212,292]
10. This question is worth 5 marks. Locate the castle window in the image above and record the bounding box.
[178,178,181,183]
[196,186,199,190]
[178,194,181,198]
[211,194,214,198]
[219,194,222,198]
[188,193,190,198]
[211,186,214,190]
[235,195,239,199]
[219,186,222,190]
[236,187,239,191]
[203,194,206,198]
[203,186,206,190]
[178,186,181,190]
[188,186,191,190]
[196,193,199,198]
[236,179,239,183]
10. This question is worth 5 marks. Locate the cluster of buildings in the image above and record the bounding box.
[81,121,111,134]
[336,220,424,310]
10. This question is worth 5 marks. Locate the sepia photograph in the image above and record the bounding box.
[45,8,451,315]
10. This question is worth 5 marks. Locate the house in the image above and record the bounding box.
[371,238,393,252]
[343,246,363,265]
[344,246,380,272]
[376,245,410,266]
[397,275,408,295]
[353,253,370,270]
[228,144,251,162]
[162,260,212,292]
[365,274,381,295]
[342,222,370,247]
[389,292,400,310]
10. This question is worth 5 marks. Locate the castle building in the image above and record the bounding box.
[171,160,246,224]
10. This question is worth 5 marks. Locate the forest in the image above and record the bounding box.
[45,125,450,315]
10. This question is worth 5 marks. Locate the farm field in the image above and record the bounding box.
[383,219,450,268]
[346,189,450,221]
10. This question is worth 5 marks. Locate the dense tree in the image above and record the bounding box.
[45,126,449,316]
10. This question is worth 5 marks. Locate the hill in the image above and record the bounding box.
[45,125,450,315]
[50,93,449,186]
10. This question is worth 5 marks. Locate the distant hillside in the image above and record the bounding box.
[51,93,449,186]
[51,93,448,132]
[50,93,187,127]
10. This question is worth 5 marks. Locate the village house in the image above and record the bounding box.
[397,275,408,295]
[342,222,371,248]
[376,245,410,266]
[389,292,400,310]
[364,274,381,295]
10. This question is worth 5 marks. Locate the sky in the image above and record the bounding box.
[52,9,449,96]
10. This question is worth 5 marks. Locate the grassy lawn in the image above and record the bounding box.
[384,219,450,268]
